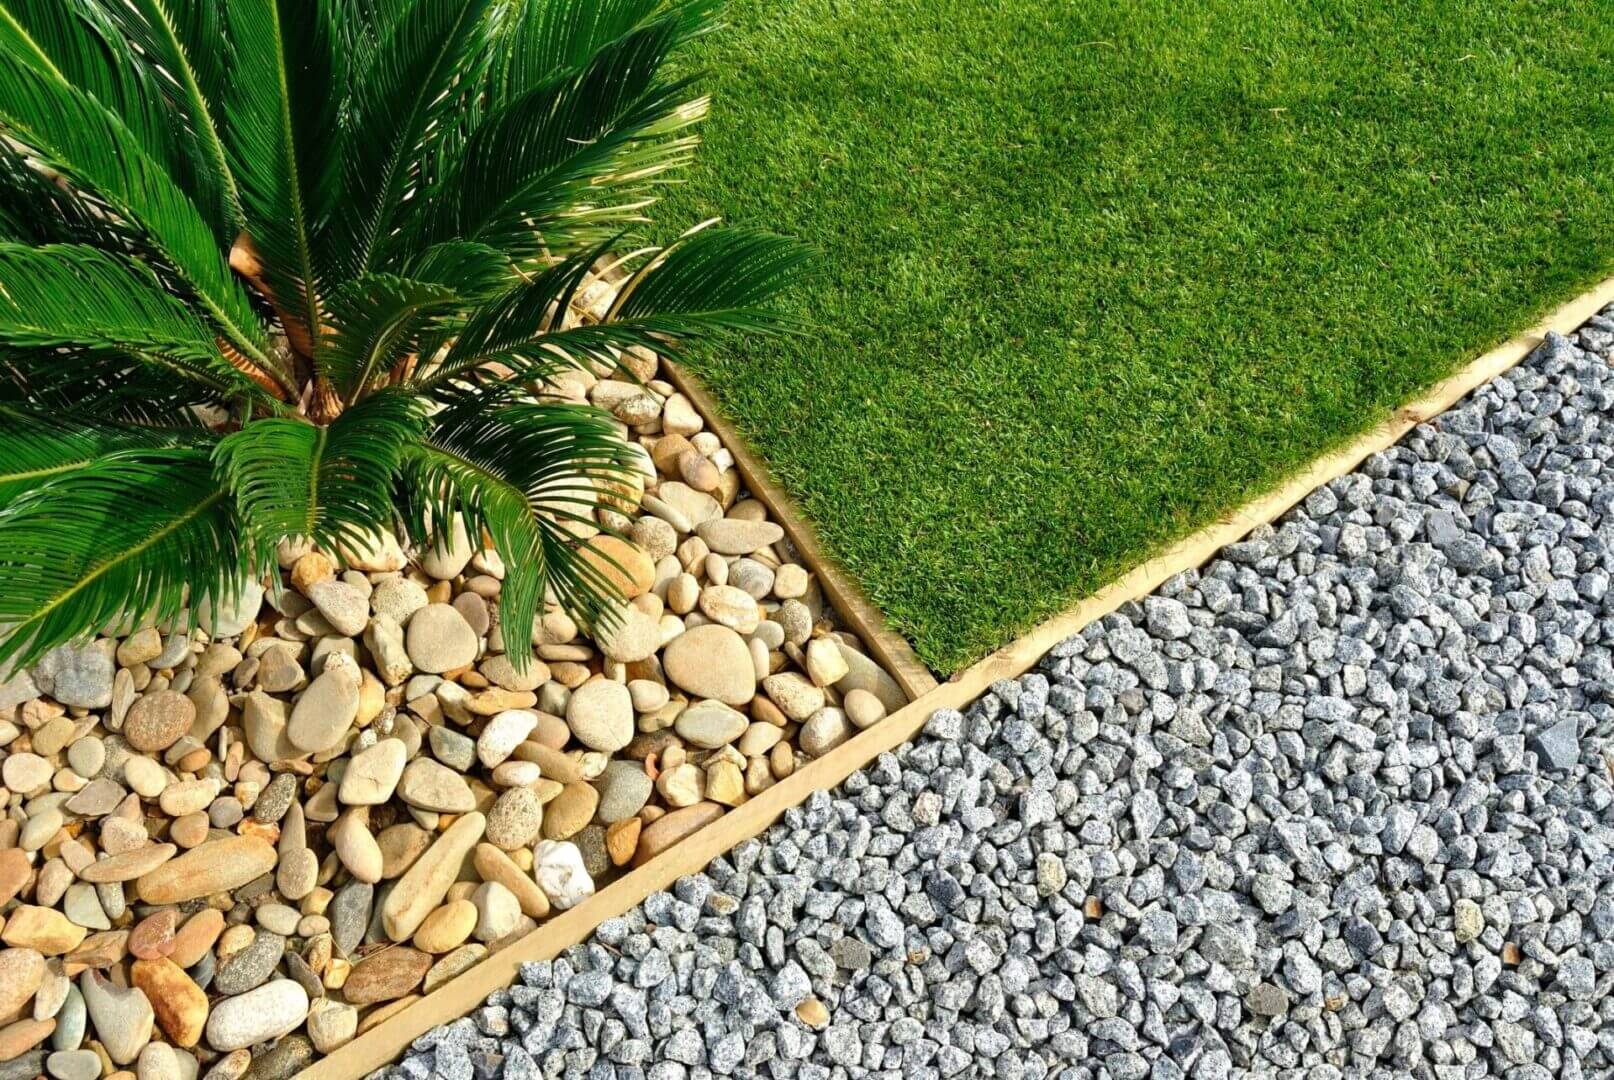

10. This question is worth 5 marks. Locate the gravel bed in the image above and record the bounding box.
[387,315,1614,1078]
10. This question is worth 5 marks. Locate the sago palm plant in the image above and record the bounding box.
[0,0,809,673]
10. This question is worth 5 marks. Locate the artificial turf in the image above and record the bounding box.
[658,0,1614,673]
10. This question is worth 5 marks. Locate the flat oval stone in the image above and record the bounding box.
[634,801,725,867]
[212,931,284,995]
[124,691,195,753]
[339,738,407,805]
[566,681,632,752]
[405,605,478,674]
[674,700,748,749]
[476,710,537,769]
[540,782,598,841]
[484,788,543,851]
[396,758,475,813]
[168,910,224,969]
[136,836,276,904]
[412,900,476,954]
[695,518,784,555]
[286,669,360,753]
[661,625,756,706]
[329,882,373,957]
[203,978,307,1052]
[127,910,177,961]
[697,585,761,634]
[45,1049,99,1080]
[593,761,653,824]
[342,947,431,1005]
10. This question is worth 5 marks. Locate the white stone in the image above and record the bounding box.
[476,710,538,769]
[533,840,594,911]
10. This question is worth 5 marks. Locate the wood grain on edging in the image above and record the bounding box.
[301,275,1614,1079]
[659,359,939,702]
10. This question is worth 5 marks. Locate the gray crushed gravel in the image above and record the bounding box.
[379,314,1614,1078]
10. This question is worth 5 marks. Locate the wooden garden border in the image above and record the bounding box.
[302,274,1614,1078]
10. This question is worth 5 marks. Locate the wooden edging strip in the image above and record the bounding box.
[658,359,939,702]
[302,275,1614,1078]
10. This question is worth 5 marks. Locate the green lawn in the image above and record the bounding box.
[659,0,1614,673]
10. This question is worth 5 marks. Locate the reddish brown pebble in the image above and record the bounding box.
[168,909,225,969]
[124,690,195,753]
[128,909,178,960]
[0,849,29,907]
[632,802,724,867]
[343,947,432,1005]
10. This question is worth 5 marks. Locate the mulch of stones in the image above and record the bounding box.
[387,314,1614,1080]
[0,320,907,1080]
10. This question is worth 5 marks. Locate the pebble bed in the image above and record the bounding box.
[390,314,1614,1080]
[0,280,909,1080]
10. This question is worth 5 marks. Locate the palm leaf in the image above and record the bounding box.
[0,243,283,402]
[333,0,495,278]
[0,141,134,249]
[221,0,342,353]
[0,50,274,370]
[0,403,196,502]
[415,22,705,259]
[489,0,718,102]
[0,446,249,673]
[212,389,427,553]
[401,388,638,668]
[406,240,516,298]
[418,228,811,391]
[416,244,601,391]
[0,350,222,426]
[0,0,187,176]
[321,273,457,402]
[99,0,241,234]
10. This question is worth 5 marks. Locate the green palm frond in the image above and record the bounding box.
[222,0,342,351]
[0,142,133,249]
[322,274,458,402]
[0,243,282,403]
[213,389,427,553]
[416,245,600,391]
[0,403,197,502]
[415,21,705,260]
[0,351,221,426]
[419,228,811,391]
[0,0,185,174]
[401,389,639,669]
[100,0,241,234]
[489,0,718,102]
[405,241,517,299]
[0,51,271,368]
[0,446,249,673]
[333,0,496,278]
